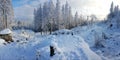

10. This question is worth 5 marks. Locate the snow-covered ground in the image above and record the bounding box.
[0,23,119,60]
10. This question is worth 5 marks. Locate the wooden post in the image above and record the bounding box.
[50,45,55,57]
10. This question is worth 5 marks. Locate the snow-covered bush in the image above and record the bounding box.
[51,29,73,35]
[99,33,120,59]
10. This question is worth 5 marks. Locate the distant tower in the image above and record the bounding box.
[0,0,14,30]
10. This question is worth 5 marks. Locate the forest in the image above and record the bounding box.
[0,0,120,60]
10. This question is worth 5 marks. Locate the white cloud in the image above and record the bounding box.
[65,0,120,19]
[14,4,34,20]
[14,0,120,20]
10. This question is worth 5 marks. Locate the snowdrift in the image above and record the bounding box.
[0,29,12,34]
[0,29,102,60]
[37,35,101,60]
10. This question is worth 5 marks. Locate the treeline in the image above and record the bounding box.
[34,0,74,33]
[34,0,97,34]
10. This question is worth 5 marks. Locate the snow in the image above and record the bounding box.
[72,25,105,47]
[37,35,101,60]
[0,29,103,60]
[0,22,119,60]
[0,1,120,59]
[71,23,120,60]
[51,29,73,35]
[0,39,5,46]
[0,29,12,34]
[97,31,120,60]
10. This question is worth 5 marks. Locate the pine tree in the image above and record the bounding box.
[68,6,73,28]
[62,5,65,28]
[34,4,43,32]
[74,12,78,27]
[48,0,55,34]
[64,1,69,29]
[55,0,61,30]
[108,2,114,19]
[114,5,119,16]
[34,0,78,33]
[110,1,114,13]
[42,2,49,34]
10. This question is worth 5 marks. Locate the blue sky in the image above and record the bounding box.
[12,0,38,20]
[12,0,37,7]
[12,0,120,20]
[12,0,29,7]
[12,0,21,7]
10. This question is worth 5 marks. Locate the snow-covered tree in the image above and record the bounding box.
[41,2,49,33]
[68,7,73,29]
[61,5,65,28]
[114,5,119,16]
[110,2,114,13]
[47,0,55,34]
[64,1,69,29]
[34,0,79,33]
[55,0,62,30]
[34,4,43,32]
[0,0,14,30]
[90,15,97,25]
[74,12,78,27]
[107,2,120,29]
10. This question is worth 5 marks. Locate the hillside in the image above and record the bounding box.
[0,22,119,60]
